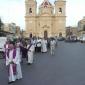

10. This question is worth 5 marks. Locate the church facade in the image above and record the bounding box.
[25,0,66,38]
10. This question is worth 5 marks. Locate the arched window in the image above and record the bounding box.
[59,8,62,13]
[29,8,32,13]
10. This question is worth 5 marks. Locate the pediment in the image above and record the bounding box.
[40,0,53,8]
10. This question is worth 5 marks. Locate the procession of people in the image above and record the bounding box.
[4,36,58,84]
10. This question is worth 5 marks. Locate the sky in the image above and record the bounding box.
[0,0,85,29]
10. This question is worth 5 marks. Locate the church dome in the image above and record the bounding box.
[39,0,53,8]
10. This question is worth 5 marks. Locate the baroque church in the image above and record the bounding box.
[25,0,66,38]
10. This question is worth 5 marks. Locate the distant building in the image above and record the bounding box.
[78,16,85,31]
[3,23,21,38]
[66,26,78,37]
[3,23,16,34]
[0,23,14,37]
[78,16,85,36]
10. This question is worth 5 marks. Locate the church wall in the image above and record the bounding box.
[25,16,36,37]
[25,0,66,38]
[25,16,66,38]
[39,8,53,16]
[36,16,53,38]
[54,16,66,37]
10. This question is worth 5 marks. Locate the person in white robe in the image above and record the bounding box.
[16,41,22,62]
[50,38,56,55]
[4,41,10,58]
[41,39,47,53]
[27,43,35,65]
[6,42,17,84]
[15,42,22,80]
[4,41,9,50]
[31,38,36,52]
[36,38,41,52]
[55,36,58,46]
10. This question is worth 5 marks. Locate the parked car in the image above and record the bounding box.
[65,35,77,42]
[82,36,85,43]
[80,36,85,43]
[58,37,65,41]
[77,37,80,41]
[78,35,85,43]
[70,35,77,42]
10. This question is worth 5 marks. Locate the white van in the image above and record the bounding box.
[0,37,7,58]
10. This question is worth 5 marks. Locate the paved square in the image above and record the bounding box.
[0,42,85,85]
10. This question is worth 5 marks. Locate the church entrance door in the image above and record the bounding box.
[29,33,32,38]
[44,30,48,39]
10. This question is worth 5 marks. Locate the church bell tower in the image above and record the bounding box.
[25,0,37,37]
[54,0,66,37]
[25,0,37,16]
[55,0,66,16]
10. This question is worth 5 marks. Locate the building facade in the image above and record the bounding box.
[25,0,66,38]
[78,16,85,31]
[78,16,85,36]
[3,23,16,34]
[3,23,21,38]
[66,26,78,37]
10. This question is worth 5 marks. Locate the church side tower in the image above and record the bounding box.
[54,0,66,37]
[55,0,66,16]
[25,0,37,37]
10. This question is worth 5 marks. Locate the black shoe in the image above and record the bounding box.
[27,63,32,65]
[8,81,14,84]
[16,78,22,81]
[16,79,19,81]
